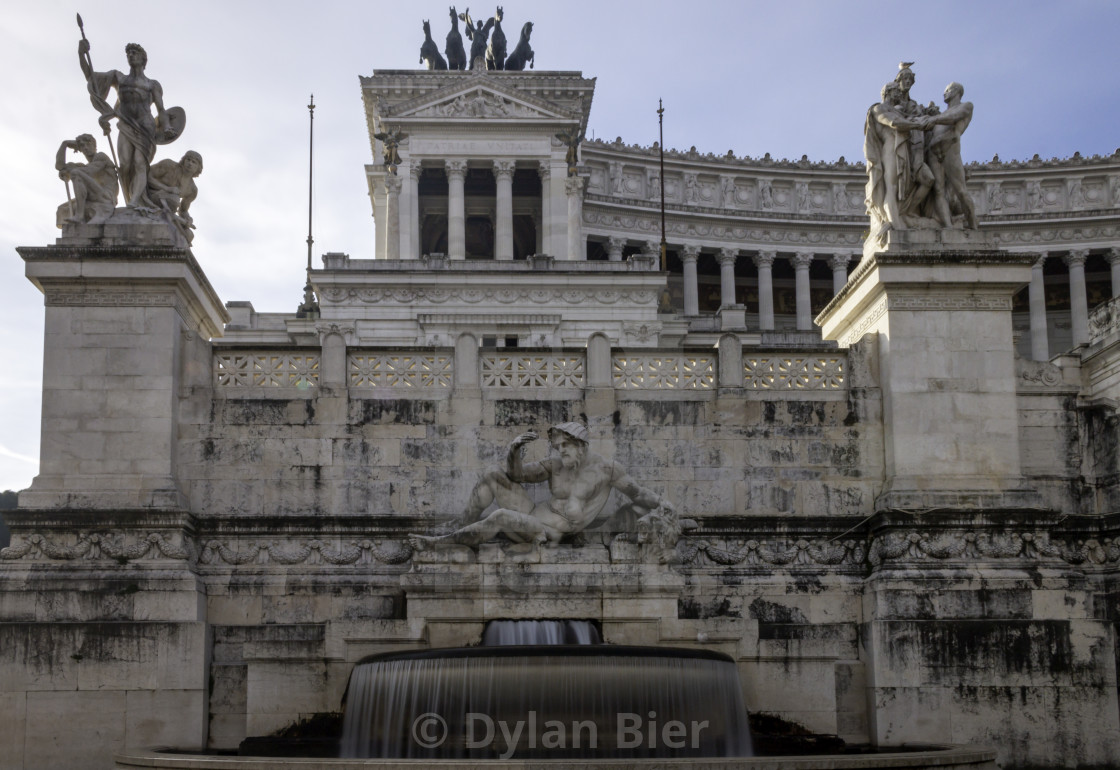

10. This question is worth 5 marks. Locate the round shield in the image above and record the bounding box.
[156,106,187,145]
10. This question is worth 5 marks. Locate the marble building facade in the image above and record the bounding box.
[2,65,1120,770]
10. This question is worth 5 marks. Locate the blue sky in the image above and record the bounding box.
[1,0,1118,491]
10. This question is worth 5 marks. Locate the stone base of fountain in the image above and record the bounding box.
[114,745,999,769]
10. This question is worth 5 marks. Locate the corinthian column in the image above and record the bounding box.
[494,160,515,260]
[1109,247,1120,298]
[829,253,852,295]
[607,236,625,262]
[793,251,814,330]
[1066,249,1089,346]
[1029,255,1049,362]
[754,251,776,330]
[681,244,701,316]
[716,248,738,308]
[409,164,421,259]
[565,176,586,261]
[446,160,466,259]
[384,175,402,260]
[537,162,551,256]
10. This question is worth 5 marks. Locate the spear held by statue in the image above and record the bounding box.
[75,13,121,170]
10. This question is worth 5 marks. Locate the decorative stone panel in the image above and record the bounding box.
[349,353,453,388]
[612,354,716,389]
[214,352,320,388]
[481,354,585,388]
[743,356,846,390]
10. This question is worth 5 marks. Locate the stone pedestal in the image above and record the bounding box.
[718,304,747,331]
[817,247,1038,508]
[18,225,229,509]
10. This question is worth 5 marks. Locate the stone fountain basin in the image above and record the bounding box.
[116,745,998,769]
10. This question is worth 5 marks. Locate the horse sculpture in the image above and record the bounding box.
[486,6,507,70]
[420,20,448,70]
[445,6,467,71]
[503,21,534,71]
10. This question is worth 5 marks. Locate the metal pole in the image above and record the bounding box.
[658,98,666,272]
[306,94,315,273]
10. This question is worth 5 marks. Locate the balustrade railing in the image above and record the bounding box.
[612,354,716,389]
[214,352,320,388]
[349,353,453,388]
[213,349,848,392]
[481,353,585,388]
[743,356,845,389]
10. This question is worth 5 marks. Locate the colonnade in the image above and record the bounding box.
[667,245,856,331]
[1026,247,1120,360]
[381,161,588,261]
[641,244,1120,350]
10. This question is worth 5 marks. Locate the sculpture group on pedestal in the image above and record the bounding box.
[421,7,534,71]
[59,16,202,244]
[863,62,977,246]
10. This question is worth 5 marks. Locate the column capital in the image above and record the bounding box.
[538,160,551,181]
[828,253,851,272]
[716,247,738,266]
[384,175,403,194]
[792,251,814,269]
[565,176,586,196]
[1033,254,1047,270]
[409,164,422,182]
[1107,246,1120,265]
[493,160,515,180]
[445,159,467,180]
[1065,249,1089,267]
[642,240,661,259]
[607,235,626,250]
[753,250,776,268]
[680,243,701,262]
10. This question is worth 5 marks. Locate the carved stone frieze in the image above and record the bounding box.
[673,527,1120,570]
[411,90,545,119]
[0,532,192,562]
[1088,296,1120,343]
[1016,358,1066,389]
[0,532,414,567]
[198,539,414,566]
[318,286,658,306]
[888,295,1012,311]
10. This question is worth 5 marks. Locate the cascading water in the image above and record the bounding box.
[481,618,602,646]
[340,619,753,759]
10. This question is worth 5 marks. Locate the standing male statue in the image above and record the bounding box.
[408,423,675,550]
[924,82,977,229]
[78,37,185,208]
[864,82,926,241]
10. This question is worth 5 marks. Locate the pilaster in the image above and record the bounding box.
[565,175,586,261]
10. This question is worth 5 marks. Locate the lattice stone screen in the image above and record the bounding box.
[481,354,586,388]
[612,355,716,389]
[214,352,321,387]
[743,356,845,389]
[349,354,453,388]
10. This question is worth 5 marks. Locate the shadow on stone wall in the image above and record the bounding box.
[0,490,16,548]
